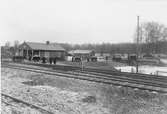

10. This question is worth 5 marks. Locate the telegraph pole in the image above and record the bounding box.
[136,16,140,73]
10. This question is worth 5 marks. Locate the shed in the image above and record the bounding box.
[68,50,95,58]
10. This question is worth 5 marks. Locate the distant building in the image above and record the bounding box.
[95,53,110,57]
[68,50,95,59]
[18,41,66,60]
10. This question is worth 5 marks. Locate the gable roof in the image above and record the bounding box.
[22,42,65,51]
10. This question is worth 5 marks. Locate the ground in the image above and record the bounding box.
[60,60,125,70]
[115,58,167,75]
[1,66,167,114]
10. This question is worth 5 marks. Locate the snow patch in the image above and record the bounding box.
[115,65,167,76]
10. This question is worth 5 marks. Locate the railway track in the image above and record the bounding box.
[7,61,167,79]
[3,61,167,82]
[3,63,167,88]
[2,63,167,93]
[1,93,54,114]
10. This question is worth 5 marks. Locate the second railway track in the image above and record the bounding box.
[2,63,167,93]
[1,93,54,114]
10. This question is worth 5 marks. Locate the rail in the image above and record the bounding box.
[1,93,54,114]
[2,63,167,93]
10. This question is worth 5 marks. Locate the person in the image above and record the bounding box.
[42,57,46,63]
[29,55,32,61]
[53,57,57,64]
[49,57,52,64]
[87,58,89,62]
[106,56,108,61]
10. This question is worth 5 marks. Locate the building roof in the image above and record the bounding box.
[69,50,94,54]
[95,53,111,57]
[21,42,65,51]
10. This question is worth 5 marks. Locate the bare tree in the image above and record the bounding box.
[14,40,19,48]
[14,40,19,55]
[134,21,167,54]
[5,41,10,48]
[162,27,167,41]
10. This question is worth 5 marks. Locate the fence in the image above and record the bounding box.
[156,71,167,76]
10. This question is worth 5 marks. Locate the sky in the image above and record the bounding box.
[0,0,167,46]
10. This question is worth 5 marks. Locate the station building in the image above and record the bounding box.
[18,41,66,60]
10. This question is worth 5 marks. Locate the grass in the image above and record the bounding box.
[82,96,96,103]
[2,67,167,114]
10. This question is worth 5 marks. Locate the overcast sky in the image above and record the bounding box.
[1,0,167,46]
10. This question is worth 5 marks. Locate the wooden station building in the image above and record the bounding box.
[18,41,66,60]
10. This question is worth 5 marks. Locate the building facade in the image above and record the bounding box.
[68,50,95,59]
[18,41,66,60]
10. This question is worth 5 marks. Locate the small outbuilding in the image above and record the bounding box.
[68,50,95,58]
[18,41,66,60]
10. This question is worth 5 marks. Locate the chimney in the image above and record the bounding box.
[46,41,50,45]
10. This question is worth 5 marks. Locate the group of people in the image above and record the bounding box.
[49,57,57,64]
[71,56,102,62]
[41,57,57,64]
[28,55,57,64]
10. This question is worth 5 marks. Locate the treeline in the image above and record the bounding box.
[59,41,167,54]
[60,21,167,55]
[2,41,167,57]
[2,21,167,56]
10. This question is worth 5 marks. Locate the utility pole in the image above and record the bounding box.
[136,16,140,73]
